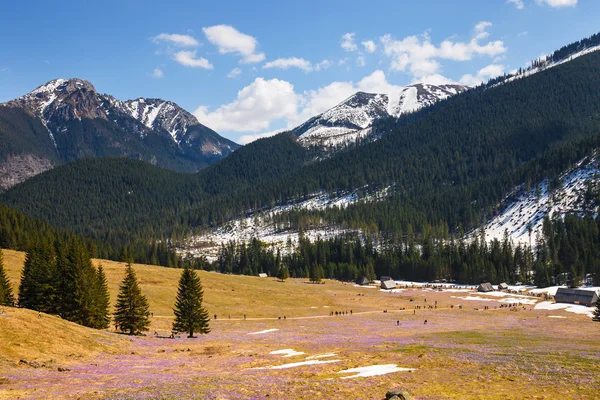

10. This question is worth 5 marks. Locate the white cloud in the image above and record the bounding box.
[507,0,525,9]
[474,21,492,39]
[338,58,349,65]
[315,60,332,71]
[227,68,242,79]
[459,63,505,86]
[173,51,213,69]
[341,33,358,52]
[356,55,366,67]
[202,25,265,63]
[238,129,285,145]
[263,57,313,72]
[293,81,357,125]
[362,40,377,53]
[193,78,299,132]
[152,33,199,47]
[381,22,506,79]
[198,69,460,143]
[152,68,164,78]
[413,73,460,85]
[534,0,577,7]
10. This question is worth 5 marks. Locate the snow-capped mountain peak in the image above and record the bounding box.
[116,98,201,144]
[292,82,468,148]
[7,78,102,121]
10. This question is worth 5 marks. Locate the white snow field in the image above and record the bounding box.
[534,301,596,318]
[337,364,415,379]
[248,328,279,335]
[269,349,305,357]
[253,359,341,370]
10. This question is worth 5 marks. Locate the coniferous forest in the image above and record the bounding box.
[0,33,600,294]
[206,214,600,287]
[3,41,600,252]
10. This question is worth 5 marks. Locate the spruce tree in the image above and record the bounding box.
[18,243,56,313]
[277,266,289,281]
[309,263,323,283]
[593,296,600,322]
[93,265,111,329]
[172,267,210,338]
[0,249,15,307]
[114,263,150,335]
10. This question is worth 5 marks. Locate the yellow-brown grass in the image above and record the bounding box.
[2,249,416,331]
[0,306,128,366]
[4,249,599,399]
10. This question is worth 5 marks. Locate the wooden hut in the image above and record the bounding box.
[477,282,494,292]
[554,288,599,307]
[356,276,369,286]
[381,279,397,290]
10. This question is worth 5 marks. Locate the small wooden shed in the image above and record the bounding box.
[356,276,369,286]
[381,279,397,290]
[554,288,599,307]
[477,282,494,292]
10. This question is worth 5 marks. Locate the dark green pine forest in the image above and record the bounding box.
[1,34,600,284]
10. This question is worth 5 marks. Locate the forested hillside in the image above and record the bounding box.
[0,134,308,249]
[3,38,600,252]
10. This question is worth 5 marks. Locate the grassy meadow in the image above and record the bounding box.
[1,249,599,399]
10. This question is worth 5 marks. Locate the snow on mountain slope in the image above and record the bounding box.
[292,84,467,148]
[179,186,392,260]
[478,153,600,245]
[116,98,202,145]
[495,44,600,87]
[390,83,466,116]
[2,78,238,157]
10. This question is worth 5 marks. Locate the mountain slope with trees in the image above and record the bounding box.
[2,34,600,254]
[0,78,239,190]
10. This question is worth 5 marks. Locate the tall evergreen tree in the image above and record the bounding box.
[0,249,15,306]
[309,263,324,283]
[93,265,111,329]
[172,267,210,338]
[18,242,56,313]
[593,296,600,322]
[114,263,150,335]
[277,266,290,281]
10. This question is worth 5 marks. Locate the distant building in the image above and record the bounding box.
[380,276,393,282]
[477,282,494,292]
[380,279,397,290]
[498,282,509,291]
[356,276,369,286]
[258,273,268,278]
[554,288,599,307]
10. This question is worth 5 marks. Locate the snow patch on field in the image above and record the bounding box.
[475,291,532,299]
[253,359,341,370]
[497,297,538,305]
[270,349,305,357]
[248,329,279,335]
[529,286,565,296]
[534,301,595,318]
[337,364,415,379]
[452,296,495,302]
[548,315,567,319]
[380,289,404,293]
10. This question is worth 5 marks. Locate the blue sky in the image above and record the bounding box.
[0,0,598,143]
